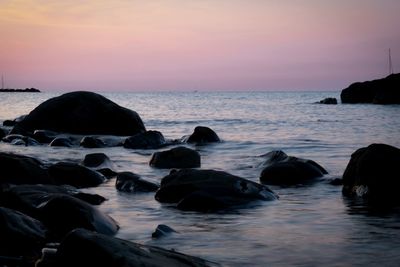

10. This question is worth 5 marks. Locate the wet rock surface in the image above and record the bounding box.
[150,146,201,169]
[115,172,159,193]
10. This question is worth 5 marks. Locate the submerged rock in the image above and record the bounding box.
[115,172,159,193]
[123,130,166,149]
[259,150,327,186]
[342,143,400,203]
[48,162,106,188]
[184,126,220,144]
[317,97,337,104]
[155,169,277,212]
[39,195,119,237]
[49,137,74,147]
[340,73,400,104]
[52,228,218,267]
[149,146,201,169]
[10,91,146,136]
[0,207,47,260]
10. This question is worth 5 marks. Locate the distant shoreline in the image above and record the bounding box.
[0,88,41,93]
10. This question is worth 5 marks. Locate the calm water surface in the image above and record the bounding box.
[0,91,399,266]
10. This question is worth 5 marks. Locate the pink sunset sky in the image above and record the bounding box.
[1,0,399,92]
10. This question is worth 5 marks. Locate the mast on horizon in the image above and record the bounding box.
[389,48,394,75]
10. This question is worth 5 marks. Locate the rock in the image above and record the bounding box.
[2,115,26,127]
[340,73,400,104]
[151,224,177,239]
[49,137,74,147]
[185,126,220,144]
[0,127,7,139]
[318,97,337,104]
[176,191,229,212]
[80,136,106,148]
[0,184,106,218]
[259,150,327,186]
[155,169,277,211]
[149,146,201,169]
[38,195,119,237]
[0,207,47,260]
[52,228,218,267]
[48,162,106,188]
[2,134,39,146]
[115,172,159,193]
[329,178,343,186]
[260,161,324,186]
[0,152,51,185]
[123,130,166,149]
[10,91,146,136]
[2,134,25,143]
[342,143,400,203]
[81,153,112,168]
[33,130,59,143]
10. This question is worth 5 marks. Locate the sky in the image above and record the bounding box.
[0,0,399,92]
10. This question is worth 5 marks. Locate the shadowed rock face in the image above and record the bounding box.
[0,207,47,259]
[53,228,218,267]
[115,172,159,193]
[340,73,400,104]
[11,91,146,136]
[0,152,51,185]
[342,143,400,203]
[38,195,119,237]
[149,146,201,169]
[123,130,166,149]
[155,169,277,212]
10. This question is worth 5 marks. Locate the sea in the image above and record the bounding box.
[1,91,400,266]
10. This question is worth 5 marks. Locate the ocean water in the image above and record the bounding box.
[1,91,400,266]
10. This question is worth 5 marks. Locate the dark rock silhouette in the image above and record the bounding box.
[2,134,39,146]
[149,146,201,169]
[115,172,159,193]
[0,127,6,139]
[123,130,166,149]
[0,88,40,92]
[0,152,51,185]
[80,136,107,148]
[0,184,106,218]
[39,195,119,237]
[81,153,113,169]
[342,143,400,203]
[259,150,327,186]
[48,162,106,188]
[152,224,177,239]
[318,97,337,104]
[0,207,47,261]
[2,115,27,127]
[10,91,146,136]
[51,228,218,267]
[184,126,220,144]
[340,73,400,104]
[155,169,278,212]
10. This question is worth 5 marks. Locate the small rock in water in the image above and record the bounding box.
[152,224,177,239]
[184,126,220,144]
[80,136,107,148]
[149,146,201,169]
[33,130,59,143]
[49,137,74,147]
[317,97,337,104]
[123,130,166,149]
[116,172,159,192]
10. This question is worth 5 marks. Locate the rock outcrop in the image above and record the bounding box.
[340,73,400,104]
[149,146,201,169]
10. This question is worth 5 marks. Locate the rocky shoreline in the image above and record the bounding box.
[0,88,40,93]
[1,91,399,266]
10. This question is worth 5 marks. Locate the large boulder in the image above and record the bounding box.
[259,150,326,186]
[51,228,218,267]
[149,146,201,169]
[0,207,47,261]
[0,152,51,185]
[115,172,159,193]
[10,91,146,136]
[48,162,106,188]
[340,73,400,104]
[342,143,400,203]
[123,130,166,149]
[38,195,119,237]
[184,126,220,144]
[155,169,278,212]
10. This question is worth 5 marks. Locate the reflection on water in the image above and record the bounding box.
[0,91,400,266]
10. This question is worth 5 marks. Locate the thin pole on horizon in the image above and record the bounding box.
[389,48,394,75]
